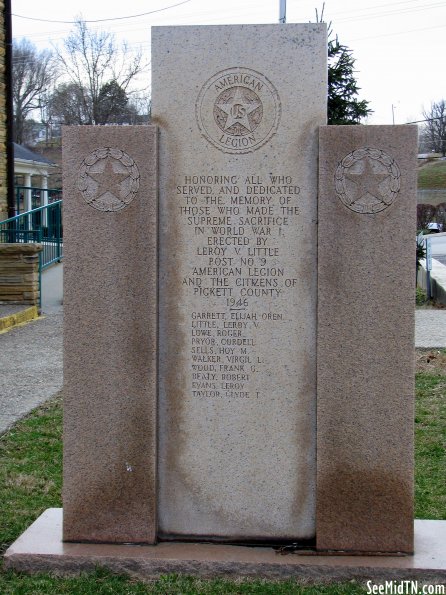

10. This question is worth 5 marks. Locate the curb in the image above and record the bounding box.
[0,306,40,333]
[418,258,446,305]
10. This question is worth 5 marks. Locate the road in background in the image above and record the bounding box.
[426,235,446,267]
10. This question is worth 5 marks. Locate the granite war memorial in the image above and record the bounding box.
[6,23,445,582]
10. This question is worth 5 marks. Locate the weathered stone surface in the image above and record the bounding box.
[0,285,36,292]
[62,126,158,543]
[0,305,39,331]
[0,262,39,269]
[152,24,326,540]
[5,510,446,582]
[317,125,417,553]
[0,243,42,254]
[0,244,42,304]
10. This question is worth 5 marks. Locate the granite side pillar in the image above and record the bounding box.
[317,125,417,553]
[62,126,158,543]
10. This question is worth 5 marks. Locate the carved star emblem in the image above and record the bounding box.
[89,157,129,199]
[216,87,261,134]
[345,158,390,202]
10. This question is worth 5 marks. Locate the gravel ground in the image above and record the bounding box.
[0,264,63,435]
[415,309,446,348]
[0,310,63,435]
[0,304,29,317]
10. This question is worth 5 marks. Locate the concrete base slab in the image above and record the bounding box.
[4,509,446,582]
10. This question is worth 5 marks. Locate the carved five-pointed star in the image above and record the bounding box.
[345,158,390,202]
[89,157,129,198]
[216,87,260,134]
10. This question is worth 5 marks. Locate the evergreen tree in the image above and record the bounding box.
[95,80,130,125]
[316,5,372,124]
[328,36,371,125]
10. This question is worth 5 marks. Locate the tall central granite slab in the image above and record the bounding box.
[152,24,327,540]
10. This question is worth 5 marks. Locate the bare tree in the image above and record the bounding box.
[54,19,144,125]
[49,83,92,125]
[127,92,152,124]
[421,100,446,157]
[12,39,56,144]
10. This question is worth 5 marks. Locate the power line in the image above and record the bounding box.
[335,1,444,24]
[350,21,446,41]
[407,116,446,125]
[11,0,446,51]
[12,0,192,24]
[329,0,435,16]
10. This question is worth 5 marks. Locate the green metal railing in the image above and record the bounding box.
[0,200,63,269]
[15,186,62,215]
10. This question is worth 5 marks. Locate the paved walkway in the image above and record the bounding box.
[0,264,63,435]
[40,262,64,313]
[415,309,446,348]
[0,263,445,434]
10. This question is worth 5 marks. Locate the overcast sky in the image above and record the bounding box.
[11,0,446,125]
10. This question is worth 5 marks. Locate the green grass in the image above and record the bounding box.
[414,372,446,519]
[0,568,366,595]
[0,371,445,593]
[0,394,62,555]
[418,159,446,189]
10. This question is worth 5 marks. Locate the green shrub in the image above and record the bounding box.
[416,286,427,305]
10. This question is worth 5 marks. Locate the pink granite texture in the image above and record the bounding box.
[62,126,158,543]
[317,125,418,553]
[4,510,446,582]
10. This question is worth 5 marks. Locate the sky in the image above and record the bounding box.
[11,0,446,125]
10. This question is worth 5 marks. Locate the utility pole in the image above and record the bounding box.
[279,0,286,23]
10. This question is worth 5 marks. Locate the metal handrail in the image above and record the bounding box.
[0,200,63,270]
[2,200,61,223]
[14,185,62,215]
